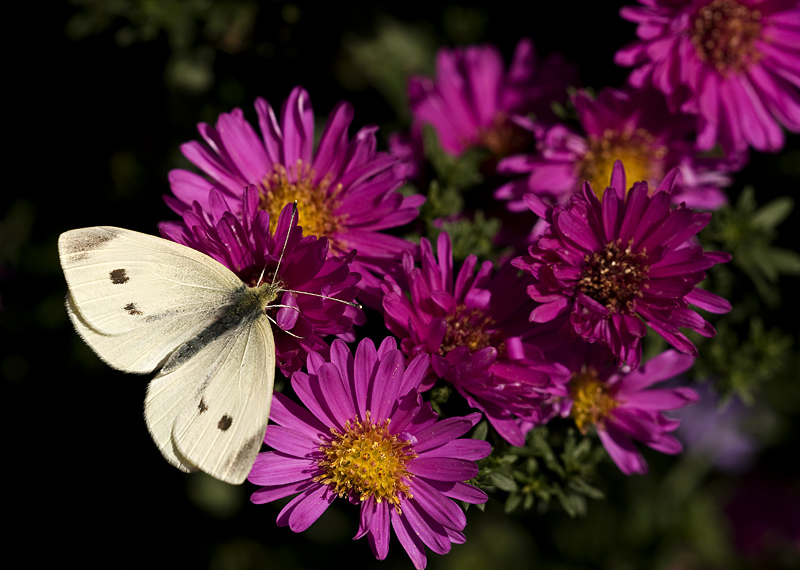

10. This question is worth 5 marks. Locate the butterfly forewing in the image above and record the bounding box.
[66,292,202,374]
[59,227,243,337]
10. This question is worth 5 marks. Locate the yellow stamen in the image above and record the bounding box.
[569,368,619,433]
[315,412,416,514]
[578,128,667,200]
[260,160,347,251]
[439,304,505,356]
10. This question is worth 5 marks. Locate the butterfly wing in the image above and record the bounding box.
[60,226,276,483]
[145,311,275,483]
[59,226,244,373]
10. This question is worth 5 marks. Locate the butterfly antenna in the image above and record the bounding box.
[271,200,298,287]
[264,313,304,339]
[280,288,362,309]
[266,200,362,310]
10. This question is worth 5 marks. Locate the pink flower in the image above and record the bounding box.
[513,162,732,369]
[381,232,570,446]
[249,338,490,570]
[497,86,741,213]
[408,38,577,158]
[160,188,361,375]
[615,0,800,155]
[166,86,423,308]
[557,343,699,475]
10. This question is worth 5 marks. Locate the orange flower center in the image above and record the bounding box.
[578,128,667,200]
[579,239,650,315]
[439,304,504,356]
[691,0,763,75]
[259,160,347,252]
[478,112,534,159]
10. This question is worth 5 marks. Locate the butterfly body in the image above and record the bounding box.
[59,226,277,484]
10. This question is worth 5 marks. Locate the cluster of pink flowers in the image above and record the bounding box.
[152,2,799,566]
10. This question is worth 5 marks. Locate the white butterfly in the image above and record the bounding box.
[59,226,283,484]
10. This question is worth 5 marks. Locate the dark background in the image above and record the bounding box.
[4,1,798,569]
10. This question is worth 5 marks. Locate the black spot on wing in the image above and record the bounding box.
[124,302,142,315]
[218,414,233,431]
[60,228,119,260]
[198,399,208,414]
[110,268,129,284]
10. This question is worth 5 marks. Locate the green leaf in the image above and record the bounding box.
[471,420,489,442]
[489,472,519,492]
[751,196,794,230]
[504,492,522,514]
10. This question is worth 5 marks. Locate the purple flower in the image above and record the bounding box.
[557,343,699,474]
[615,0,800,155]
[408,38,577,159]
[381,232,570,446]
[166,86,424,308]
[671,381,759,472]
[513,162,732,369]
[160,187,361,375]
[249,337,491,570]
[497,86,741,213]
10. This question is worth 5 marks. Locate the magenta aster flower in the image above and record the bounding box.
[408,38,578,159]
[166,86,424,308]
[381,232,570,446]
[249,338,491,570]
[556,342,699,474]
[615,0,800,155]
[159,186,361,375]
[513,162,732,369]
[497,86,741,212]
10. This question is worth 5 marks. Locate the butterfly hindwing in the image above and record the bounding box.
[145,310,275,484]
[67,292,212,374]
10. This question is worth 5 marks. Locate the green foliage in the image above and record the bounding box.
[417,124,503,262]
[703,187,800,306]
[341,18,437,121]
[432,210,502,263]
[478,426,606,518]
[423,124,488,192]
[66,0,260,93]
[694,188,799,401]
[693,317,794,404]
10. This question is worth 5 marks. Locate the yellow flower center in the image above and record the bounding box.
[259,160,347,252]
[691,0,763,75]
[569,368,619,433]
[315,412,417,513]
[578,239,650,315]
[439,304,504,356]
[578,128,667,200]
